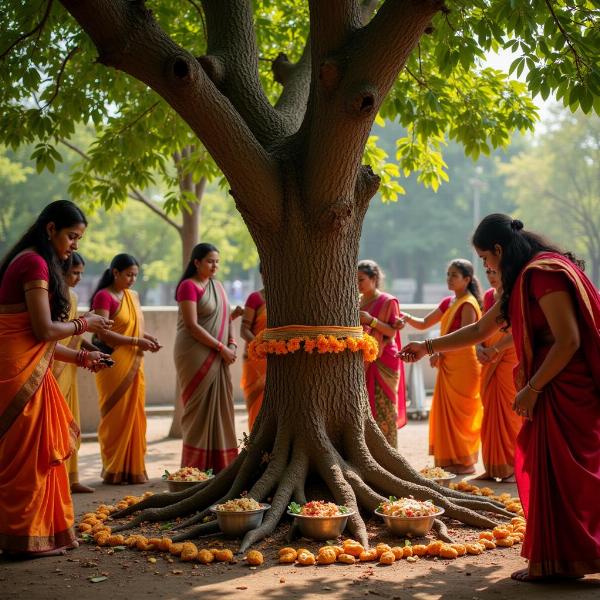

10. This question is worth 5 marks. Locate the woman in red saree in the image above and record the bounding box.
[174,243,238,472]
[398,259,483,474]
[0,201,111,557]
[401,213,600,582]
[358,260,406,447]
[91,254,161,484]
[240,267,267,431]
[475,268,521,481]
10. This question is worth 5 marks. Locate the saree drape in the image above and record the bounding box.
[429,294,482,467]
[240,299,267,432]
[511,252,600,577]
[174,279,237,472]
[95,289,147,484]
[52,289,82,484]
[480,289,521,479]
[362,292,406,448]
[0,308,77,552]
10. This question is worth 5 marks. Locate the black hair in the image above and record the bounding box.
[0,200,87,321]
[448,258,482,308]
[62,251,85,274]
[358,259,385,289]
[175,243,219,298]
[90,253,139,306]
[472,213,584,327]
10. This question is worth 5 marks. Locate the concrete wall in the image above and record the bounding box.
[78,304,438,433]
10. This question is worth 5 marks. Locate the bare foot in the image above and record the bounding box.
[70,482,95,494]
[446,465,476,475]
[4,547,68,560]
[511,568,537,582]
[473,471,493,480]
[511,568,583,583]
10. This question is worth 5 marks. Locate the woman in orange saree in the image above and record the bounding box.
[52,252,96,493]
[91,254,161,484]
[475,268,521,481]
[401,214,600,582]
[0,201,111,556]
[358,260,406,447]
[399,259,483,473]
[174,243,238,473]
[240,283,267,432]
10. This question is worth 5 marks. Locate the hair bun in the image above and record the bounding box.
[511,219,524,231]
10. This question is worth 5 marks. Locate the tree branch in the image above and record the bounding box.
[58,138,182,232]
[42,46,80,108]
[0,0,54,60]
[302,0,443,222]
[199,0,295,145]
[59,0,281,226]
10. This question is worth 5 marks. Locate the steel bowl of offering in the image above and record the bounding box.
[210,498,271,537]
[162,467,213,492]
[287,501,354,541]
[375,496,444,537]
[419,466,457,488]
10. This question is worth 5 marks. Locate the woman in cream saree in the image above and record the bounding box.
[174,243,238,472]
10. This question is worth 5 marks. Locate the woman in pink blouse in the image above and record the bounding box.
[173,243,238,472]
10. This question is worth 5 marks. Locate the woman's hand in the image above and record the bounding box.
[359,310,373,325]
[480,346,499,364]
[398,341,427,362]
[144,333,161,352]
[231,306,244,320]
[220,344,236,365]
[83,312,113,334]
[512,386,539,420]
[429,353,441,368]
[85,351,114,372]
[393,316,407,330]
[136,337,158,352]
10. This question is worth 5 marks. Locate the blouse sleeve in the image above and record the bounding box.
[176,279,203,303]
[245,291,264,311]
[92,289,115,312]
[483,288,496,312]
[529,270,571,301]
[385,297,401,325]
[19,253,49,289]
[438,296,452,314]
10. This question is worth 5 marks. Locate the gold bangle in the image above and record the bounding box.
[370,317,377,329]
[527,380,543,394]
[132,337,138,347]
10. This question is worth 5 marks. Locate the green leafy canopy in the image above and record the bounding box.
[0,0,598,207]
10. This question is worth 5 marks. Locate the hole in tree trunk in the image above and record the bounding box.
[360,95,374,112]
[173,58,190,79]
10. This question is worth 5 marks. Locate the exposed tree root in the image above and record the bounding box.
[105,411,515,549]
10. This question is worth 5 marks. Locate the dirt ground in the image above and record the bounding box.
[2,412,599,600]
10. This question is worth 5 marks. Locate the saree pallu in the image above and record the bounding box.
[512,253,600,577]
[174,279,237,472]
[240,301,267,432]
[95,289,147,484]
[363,292,406,448]
[52,289,82,484]
[480,308,521,479]
[0,310,78,552]
[429,294,482,467]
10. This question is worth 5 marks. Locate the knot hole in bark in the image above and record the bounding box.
[319,197,354,232]
[347,85,378,118]
[319,59,342,91]
[167,55,195,84]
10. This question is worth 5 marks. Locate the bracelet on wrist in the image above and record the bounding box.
[425,338,435,355]
[527,380,543,394]
[217,342,224,352]
[131,336,138,347]
[370,317,378,329]
[76,349,89,368]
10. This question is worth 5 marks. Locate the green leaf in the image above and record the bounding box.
[287,502,302,514]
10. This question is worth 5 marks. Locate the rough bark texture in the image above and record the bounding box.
[60,0,511,549]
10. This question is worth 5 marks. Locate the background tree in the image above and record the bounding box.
[2,0,599,551]
[501,106,600,285]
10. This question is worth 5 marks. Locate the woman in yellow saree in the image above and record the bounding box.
[91,254,161,484]
[52,252,96,493]
[0,201,112,556]
[174,243,238,472]
[398,259,483,473]
[240,267,267,431]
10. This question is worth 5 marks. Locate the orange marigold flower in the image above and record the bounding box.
[316,335,329,353]
[274,340,288,354]
[346,337,358,351]
[303,338,316,353]
[287,338,301,352]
